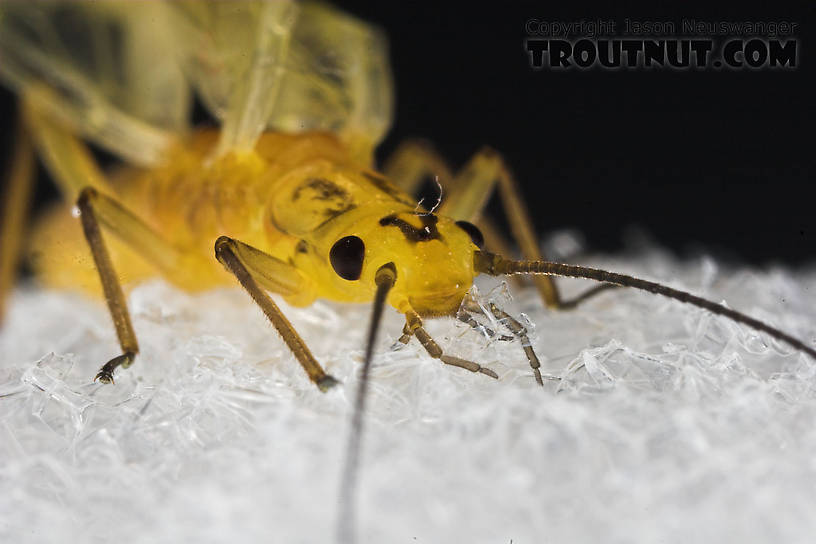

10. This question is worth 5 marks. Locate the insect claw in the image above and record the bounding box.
[93,352,135,385]
[94,370,114,385]
[439,354,498,380]
[479,367,499,379]
[317,375,341,392]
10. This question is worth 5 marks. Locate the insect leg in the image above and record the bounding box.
[382,139,455,196]
[396,324,413,345]
[403,310,498,379]
[75,188,139,383]
[0,110,36,323]
[455,308,513,342]
[76,187,211,383]
[25,99,210,280]
[214,236,339,392]
[23,91,115,201]
[459,295,556,385]
[23,97,207,382]
[451,147,619,310]
[486,303,545,386]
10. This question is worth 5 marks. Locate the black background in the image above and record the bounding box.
[2,2,813,266]
[343,1,815,265]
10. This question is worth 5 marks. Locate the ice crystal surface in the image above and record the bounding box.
[1,246,816,543]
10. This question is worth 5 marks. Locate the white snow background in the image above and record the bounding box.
[1,234,816,544]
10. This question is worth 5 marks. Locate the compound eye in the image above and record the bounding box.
[329,236,365,280]
[455,220,484,249]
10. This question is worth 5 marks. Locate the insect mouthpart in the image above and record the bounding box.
[408,289,469,318]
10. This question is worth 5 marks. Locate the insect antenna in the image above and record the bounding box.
[474,251,816,359]
[337,262,397,544]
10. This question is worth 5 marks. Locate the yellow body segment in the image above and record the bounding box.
[3,5,815,543]
[30,130,481,317]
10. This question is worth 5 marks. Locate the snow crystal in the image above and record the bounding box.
[1,247,815,543]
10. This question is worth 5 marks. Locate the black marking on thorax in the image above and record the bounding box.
[362,172,415,206]
[291,177,357,224]
[292,178,348,201]
[379,213,442,243]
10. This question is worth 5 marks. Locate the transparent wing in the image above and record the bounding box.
[0,1,190,166]
[0,1,394,165]
[167,0,300,156]
[273,2,394,162]
[169,1,394,162]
